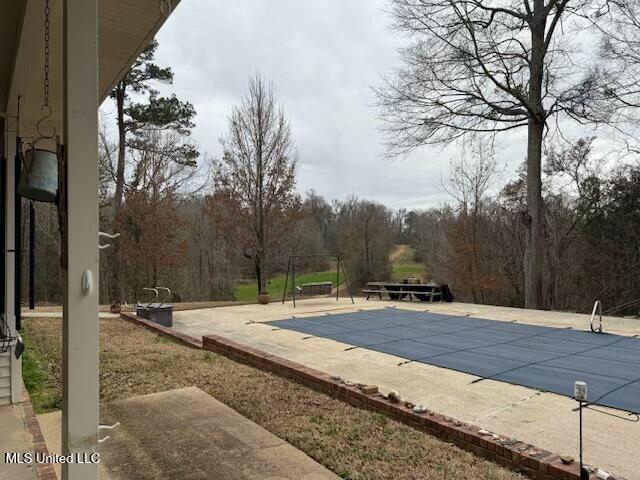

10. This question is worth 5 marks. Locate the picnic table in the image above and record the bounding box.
[362,282,447,302]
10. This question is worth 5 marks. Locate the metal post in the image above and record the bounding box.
[62,1,100,478]
[292,257,296,308]
[282,257,291,304]
[29,202,35,310]
[340,257,354,304]
[336,256,340,301]
[579,401,584,477]
[578,401,590,480]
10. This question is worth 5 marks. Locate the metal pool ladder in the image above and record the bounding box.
[590,300,603,333]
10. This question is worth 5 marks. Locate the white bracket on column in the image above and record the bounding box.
[82,270,94,296]
[98,232,120,250]
[98,421,120,444]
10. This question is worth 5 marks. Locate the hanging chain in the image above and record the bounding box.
[33,0,54,141]
[44,0,50,108]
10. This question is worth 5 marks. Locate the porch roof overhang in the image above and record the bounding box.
[1,0,180,143]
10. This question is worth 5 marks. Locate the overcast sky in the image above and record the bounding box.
[136,0,533,210]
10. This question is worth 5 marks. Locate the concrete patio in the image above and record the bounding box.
[171,298,640,480]
[37,387,340,480]
[0,399,38,480]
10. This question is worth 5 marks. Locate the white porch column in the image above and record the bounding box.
[3,124,21,405]
[62,1,99,479]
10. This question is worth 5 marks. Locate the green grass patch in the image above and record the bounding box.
[21,330,62,413]
[391,263,427,280]
[390,245,427,281]
[154,335,179,345]
[233,270,339,301]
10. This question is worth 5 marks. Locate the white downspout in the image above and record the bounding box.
[4,123,21,405]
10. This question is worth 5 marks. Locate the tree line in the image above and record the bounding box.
[17,0,640,316]
[19,134,640,316]
[21,143,640,316]
[403,139,640,314]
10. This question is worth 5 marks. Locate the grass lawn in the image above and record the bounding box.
[21,328,62,413]
[22,316,523,480]
[391,263,428,280]
[233,270,339,301]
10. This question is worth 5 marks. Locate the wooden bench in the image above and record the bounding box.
[300,282,332,295]
[363,282,444,302]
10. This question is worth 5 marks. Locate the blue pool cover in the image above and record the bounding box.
[265,308,640,413]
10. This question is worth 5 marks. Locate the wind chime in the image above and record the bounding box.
[17,0,58,203]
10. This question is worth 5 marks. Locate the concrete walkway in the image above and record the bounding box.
[0,398,38,480]
[171,298,640,480]
[38,387,340,480]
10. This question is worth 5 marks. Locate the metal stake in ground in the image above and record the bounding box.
[574,381,589,480]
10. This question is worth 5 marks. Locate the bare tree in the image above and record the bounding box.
[376,0,613,308]
[594,0,640,155]
[115,129,200,300]
[98,122,118,209]
[444,149,499,302]
[543,137,599,308]
[444,143,498,216]
[335,198,394,287]
[212,74,298,297]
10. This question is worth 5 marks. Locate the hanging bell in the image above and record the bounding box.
[17,148,58,203]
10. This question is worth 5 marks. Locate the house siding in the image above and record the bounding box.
[0,351,11,405]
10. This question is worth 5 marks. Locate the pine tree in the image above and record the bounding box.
[108,40,197,302]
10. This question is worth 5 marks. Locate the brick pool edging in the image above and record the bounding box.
[203,334,598,480]
[19,387,59,480]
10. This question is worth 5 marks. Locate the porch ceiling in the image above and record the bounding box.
[2,0,180,143]
[0,1,25,114]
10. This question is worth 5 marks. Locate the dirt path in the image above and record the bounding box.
[389,244,411,262]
